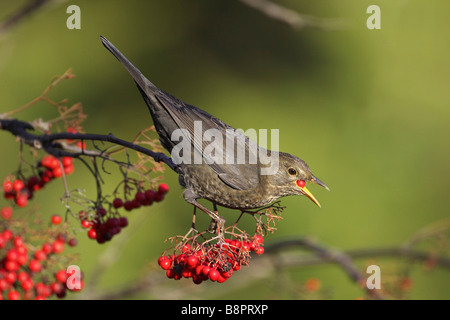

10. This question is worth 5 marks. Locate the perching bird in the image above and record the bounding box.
[100,36,329,228]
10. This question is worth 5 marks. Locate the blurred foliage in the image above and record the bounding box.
[0,0,449,299]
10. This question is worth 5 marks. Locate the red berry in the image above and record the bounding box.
[42,243,53,254]
[13,179,24,191]
[16,253,28,266]
[175,254,187,264]
[0,237,6,249]
[202,266,211,276]
[66,127,77,134]
[50,281,65,294]
[192,275,203,285]
[296,179,306,188]
[242,242,251,251]
[3,229,13,240]
[135,191,146,203]
[13,236,24,247]
[8,290,20,300]
[51,214,63,225]
[87,229,97,239]
[195,265,204,275]
[159,258,172,270]
[41,155,59,169]
[182,268,192,278]
[34,249,47,261]
[173,273,182,280]
[4,272,16,285]
[15,194,28,207]
[208,269,220,281]
[6,248,18,261]
[131,199,141,208]
[2,180,13,193]
[97,207,107,217]
[29,259,42,272]
[218,275,228,283]
[154,192,164,202]
[221,269,233,278]
[21,278,34,291]
[27,176,40,190]
[254,246,264,255]
[166,269,176,279]
[81,220,91,228]
[118,217,128,228]
[144,189,155,202]
[40,169,53,183]
[304,278,321,292]
[182,244,191,253]
[158,183,169,194]
[55,270,68,284]
[52,167,63,178]
[1,206,13,220]
[16,273,27,285]
[123,201,133,211]
[4,260,19,272]
[52,240,65,254]
[61,156,73,167]
[253,235,264,244]
[158,255,167,265]
[112,198,123,208]
[77,141,86,149]
[35,282,51,298]
[187,255,199,269]
[63,164,74,175]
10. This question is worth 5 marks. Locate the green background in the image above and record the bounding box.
[0,0,449,299]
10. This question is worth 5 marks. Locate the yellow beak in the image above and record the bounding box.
[296,175,328,208]
[298,184,322,208]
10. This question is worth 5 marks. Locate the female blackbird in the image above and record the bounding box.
[100,36,329,227]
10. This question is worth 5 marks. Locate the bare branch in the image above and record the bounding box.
[237,0,345,30]
[0,0,54,37]
[0,118,178,172]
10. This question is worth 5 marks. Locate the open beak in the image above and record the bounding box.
[296,175,329,208]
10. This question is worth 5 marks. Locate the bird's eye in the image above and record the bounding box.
[288,168,297,176]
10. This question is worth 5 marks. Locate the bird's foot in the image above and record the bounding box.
[207,219,217,233]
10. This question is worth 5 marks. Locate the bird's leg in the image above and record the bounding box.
[191,206,197,229]
[193,200,224,233]
[183,190,225,236]
[207,203,219,233]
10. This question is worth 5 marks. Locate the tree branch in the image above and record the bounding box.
[0,118,178,172]
[237,0,345,31]
[75,234,450,300]
[0,0,54,37]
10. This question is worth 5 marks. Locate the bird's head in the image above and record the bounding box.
[267,152,329,207]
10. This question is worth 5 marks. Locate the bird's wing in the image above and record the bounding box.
[155,94,260,190]
[101,36,259,190]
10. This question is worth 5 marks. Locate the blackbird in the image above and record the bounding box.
[101,36,329,227]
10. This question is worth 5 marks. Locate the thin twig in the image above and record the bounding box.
[237,0,345,31]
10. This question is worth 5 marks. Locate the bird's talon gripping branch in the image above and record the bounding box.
[207,219,217,233]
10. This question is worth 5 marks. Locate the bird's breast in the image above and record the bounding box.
[179,164,276,210]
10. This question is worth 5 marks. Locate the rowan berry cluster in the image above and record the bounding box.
[0,214,83,300]
[79,183,169,244]
[158,234,264,284]
[2,155,74,212]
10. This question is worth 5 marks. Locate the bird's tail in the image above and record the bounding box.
[100,35,160,111]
